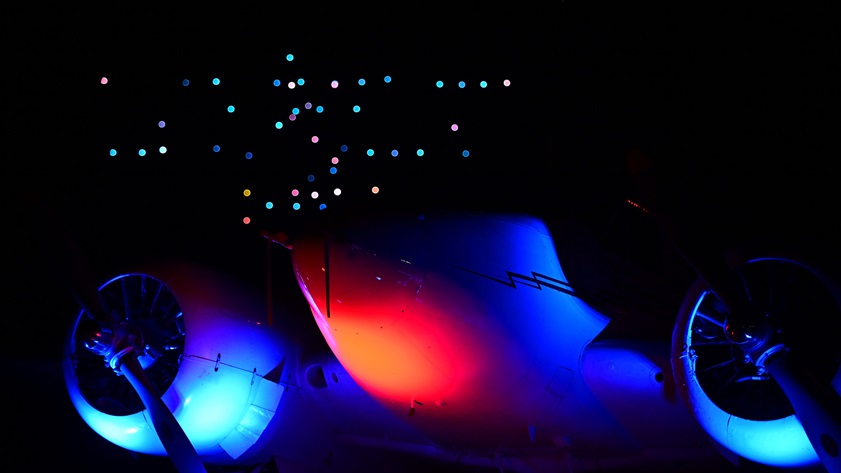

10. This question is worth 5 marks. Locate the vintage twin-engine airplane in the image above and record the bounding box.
[53,164,841,473]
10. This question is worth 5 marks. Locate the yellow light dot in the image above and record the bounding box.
[243,189,251,197]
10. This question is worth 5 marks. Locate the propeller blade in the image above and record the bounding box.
[118,355,208,473]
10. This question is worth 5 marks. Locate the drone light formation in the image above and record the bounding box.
[98,49,515,226]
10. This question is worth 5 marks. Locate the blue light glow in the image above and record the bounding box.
[340,145,348,152]
[436,80,444,88]
[158,120,166,128]
[329,167,337,174]
[297,78,305,86]
[358,78,366,86]
[480,80,488,88]
[319,203,327,210]
[213,145,221,152]
[160,146,167,154]
[109,149,117,156]
[417,149,424,156]
[138,149,146,156]
[353,105,361,113]
[273,79,280,87]
[212,78,220,85]
[384,75,391,83]
[458,81,465,88]
[182,79,190,86]
[266,201,273,209]
[391,150,398,157]
[292,107,300,115]
[275,122,283,129]
[307,174,315,182]
[286,53,294,61]
[366,149,374,156]
[227,105,235,113]
[316,105,324,113]
[462,150,469,157]
[292,202,301,210]
[245,152,253,159]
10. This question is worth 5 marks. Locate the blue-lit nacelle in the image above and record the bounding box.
[62,261,289,465]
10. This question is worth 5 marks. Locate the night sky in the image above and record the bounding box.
[6,4,840,472]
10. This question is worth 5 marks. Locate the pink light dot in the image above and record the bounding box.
[331,80,339,88]
[289,114,297,121]
[100,77,108,85]
[287,82,296,89]
[243,216,251,224]
[311,191,319,199]
[451,124,459,131]
[503,79,511,87]
[331,157,339,164]
[311,136,319,143]
[371,186,380,194]
[291,189,299,197]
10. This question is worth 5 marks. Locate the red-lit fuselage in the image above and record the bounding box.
[290,213,635,451]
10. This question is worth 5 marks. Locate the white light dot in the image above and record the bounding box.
[311,191,319,199]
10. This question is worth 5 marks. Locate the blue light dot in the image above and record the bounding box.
[212,78,220,85]
[316,105,324,113]
[329,167,337,174]
[266,201,273,209]
[358,78,366,86]
[384,75,391,83]
[391,149,398,157]
[245,152,253,159]
[353,105,361,113]
[159,146,167,154]
[417,149,424,156]
[182,79,190,86]
[292,107,300,115]
[340,145,348,152]
[307,174,315,182]
[286,53,294,61]
[319,203,327,210]
[459,81,466,88]
[109,149,117,156]
[480,80,488,88]
[275,122,283,129]
[273,79,281,87]
[158,120,166,128]
[292,202,301,210]
[462,150,470,157]
[213,145,221,152]
[367,149,374,156]
[436,80,444,88]
[138,149,146,156]
[297,78,305,86]
[227,105,235,113]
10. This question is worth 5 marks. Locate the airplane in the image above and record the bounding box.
[28,156,840,473]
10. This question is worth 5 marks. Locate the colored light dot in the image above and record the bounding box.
[311,136,319,143]
[436,80,444,88]
[245,152,253,159]
[159,146,167,154]
[331,80,339,88]
[291,189,299,197]
[331,157,339,164]
[243,189,251,197]
[384,75,391,83]
[292,107,300,115]
[329,167,337,174]
[451,124,458,131]
[417,149,424,156]
[311,191,319,199]
[353,105,361,113]
[480,80,488,88]
[138,149,146,156]
[212,78,220,85]
[275,122,283,129]
[292,202,301,210]
[287,82,295,89]
[305,102,312,109]
[366,149,374,156]
[503,79,511,87]
[462,150,470,157]
[358,78,366,86]
[109,149,117,156]
[286,53,294,61]
[316,105,324,113]
[101,77,108,85]
[273,79,281,86]
[319,203,327,210]
[213,145,221,152]
[227,105,235,113]
[297,78,305,86]
[307,175,315,182]
[158,120,166,128]
[243,216,251,224]
[458,81,465,88]
[182,79,190,86]
[340,145,348,152]
[391,149,398,157]
[266,201,273,209]
[371,186,380,194]
[289,114,296,121]
[334,188,342,196]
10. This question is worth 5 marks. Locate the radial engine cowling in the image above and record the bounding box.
[62,260,290,466]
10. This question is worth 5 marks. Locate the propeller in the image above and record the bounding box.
[627,150,841,473]
[27,191,208,473]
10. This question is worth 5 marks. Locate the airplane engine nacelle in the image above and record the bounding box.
[62,260,290,465]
